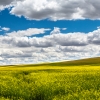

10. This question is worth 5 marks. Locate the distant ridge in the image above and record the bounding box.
[55,57,100,66]
[34,57,100,66]
[1,57,100,67]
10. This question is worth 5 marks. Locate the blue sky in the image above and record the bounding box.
[0,0,100,65]
[1,9,100,34]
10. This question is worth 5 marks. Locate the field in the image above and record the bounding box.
[0,57,100,100]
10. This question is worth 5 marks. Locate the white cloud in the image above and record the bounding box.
[62,28,67,30]
[50,27,60,35]
[0,0,100,21]
[0,0,14,6]
[88,28,100,45]
[50,32,88,46]
[0,57,4,61]
[7,0,100,20]
[0,26,10,32]
[0,0,15,11]
[2,27,10,31]
[0,0,100,20]
[0,27,100,65]
[6,28,50,37]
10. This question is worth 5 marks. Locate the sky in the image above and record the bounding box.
[0,0,100,65]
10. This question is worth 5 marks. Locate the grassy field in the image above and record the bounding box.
[0,57,100,100]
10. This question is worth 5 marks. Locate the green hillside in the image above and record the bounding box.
[49,57,100,66]
[1,57,100,67]
[25,57,100,67]
[16,57,100,67]
[33,57,100,66]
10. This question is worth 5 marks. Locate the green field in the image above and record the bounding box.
[0,57,100,100]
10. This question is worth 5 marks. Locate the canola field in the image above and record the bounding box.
[0,65,100,100]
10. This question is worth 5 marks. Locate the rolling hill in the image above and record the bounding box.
[36,57,100,66]
[1,57,100,67]
[18,57,100,67]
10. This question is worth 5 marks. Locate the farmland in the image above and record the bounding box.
[0,57,100,100]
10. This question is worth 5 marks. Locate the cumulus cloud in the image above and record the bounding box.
[6,0,100,20]
[0,27,100,65]
[0,0,14,6]
[1,0,100,20]
[50,33,88,46]
[0,0,15,11]
[88,28,100,45]
[50,27,60,35]
[2,27,10,31]
[6,28,50,37]
[0,26,10,32]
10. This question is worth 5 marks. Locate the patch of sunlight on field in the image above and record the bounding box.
[0,65,100,100]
